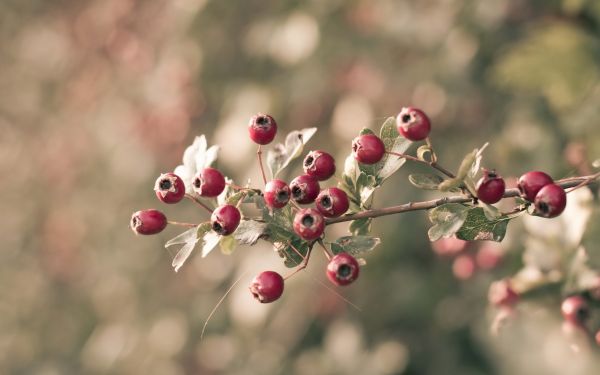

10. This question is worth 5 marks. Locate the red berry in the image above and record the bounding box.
[248,113,277,145]
[264,179,290,209]
[476,169,505,204]
[561,295,589,326]
[211,204,241,235]
[193,167,226,197]
[395,107,431,141]
[303,150,336,181]
[130,209,167,235]
[517,171,553,202]
[352,134,385,164]
[154,173,186,204]
[326,253,360,286]
[316,187,349,218]
[293,208,325,240]
[534,183,567,218]
[249,271,284,303]
[290,174,320,204]
[488,279,519,307]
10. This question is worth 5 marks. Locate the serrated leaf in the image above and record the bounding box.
[267,127,317,178]
[169,223,212,272]
[175,135,220,194]
[455,207,509,242]
[408,174,444,190]
[234,220,268,245]
[428,204,470,241]
[331,236,380,256]
[349,217,372,236]
[469,143,489,178]
[219,235,237,255]
[481,202,502,220]
[274,238,310,268]
[201,231,221,257]
[172,241,197,273]
[593,159,600,168]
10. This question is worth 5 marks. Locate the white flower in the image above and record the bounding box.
[173,135,220,194]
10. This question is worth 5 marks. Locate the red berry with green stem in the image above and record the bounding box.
[303,150,336,181]
[327,252,360,286]
[249,271,284,303]
[561,295,589,326]
[248,113,277,145]
[517,171,553,202]
[130,209,167,235]
[476,169,506,204]
[395,107,431,141]
[211,204,241,235]
[293,208,325,240]
[154,173,186,204]
[534,183,567,218]
[290,174,320,204]
[264,179,290,209]
[316,187,349,218]
[193,167,226,197]
[352,134,385,164]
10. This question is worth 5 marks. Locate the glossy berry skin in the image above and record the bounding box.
[395,107,431,141]
[534,183,567,218]
[517,171,553,202]
[193,167,226,197]
[289,174,320,204]
[488,279,519,307]
[303,150,336,181]
[327,253,360,286]
[352,134,385,164]
[248,113,277,145]
[561,295,589,326]
[211,204,241,235]
[130,209,167,235]
[249,271,284,303]
[293,208,325,240]
[154,173,186,204]
[316,187,349,218]
[264,179,290,209]
[476,170,505,204]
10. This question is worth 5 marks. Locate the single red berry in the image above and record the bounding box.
[248,113,277,145]
[431,237,469,257]
[211,204,241,235]
[154,173,186,204]
[561,295,589,326]
[316,187,349,218]
[249,271,284,303]
[193,167,226,197]
[395,107,431,141]
[517,171,553,202]
[488,279,519,307]
[352,134,385,164]
[303,150,336,181]
[289,174,320,204]
[293,208,325,240]
[326,253,360,286]
[130,209,167,235]
[452,254,476,280]
[534,183,567,218]
[476,169,505,204]
[264,179,290,209]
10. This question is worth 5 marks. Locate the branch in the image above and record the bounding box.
[326,175,599,225]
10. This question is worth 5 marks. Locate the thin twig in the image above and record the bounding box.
[257,145,268,185]
[185,194,213,214]
[386,151,455,179]
[317,239,332,261]
[326,175,598,225]
[167,220,199,228]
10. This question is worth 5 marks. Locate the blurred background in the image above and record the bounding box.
[1,0,600,374]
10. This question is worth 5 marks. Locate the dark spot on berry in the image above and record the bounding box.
[576,306,590,322]
[320,195,332,208]
[304,156,314,167]
[131,216,140,227]
[352,141,359,152]
[337,264,352,279]
[538,201,549,214]
[256,116,269,127]
[402,114,411,123]
[301,214,314,227]
[193,177,202,189]
[487,170,497,178]
[292,186,303,198]
[276,190,289,202]
[212,221,224,234]
[159,178,172,190]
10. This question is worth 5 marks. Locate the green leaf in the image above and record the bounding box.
[427,203,470,241]
[274,238,310,268]
[219,235,237,254]
[349,217,372,236]
[267,127,317,178]
[408,173,444,190]
[331,236,380,256]
[234,220,268,245]
[359,128,375,136]
[455,207,509,242]
[480,202,502,220]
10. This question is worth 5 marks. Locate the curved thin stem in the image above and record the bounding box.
[185,194,213,214]
[167,220,199,228]
[257,145,268,185]
[326,175,598,225]
[386,151,455,178]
